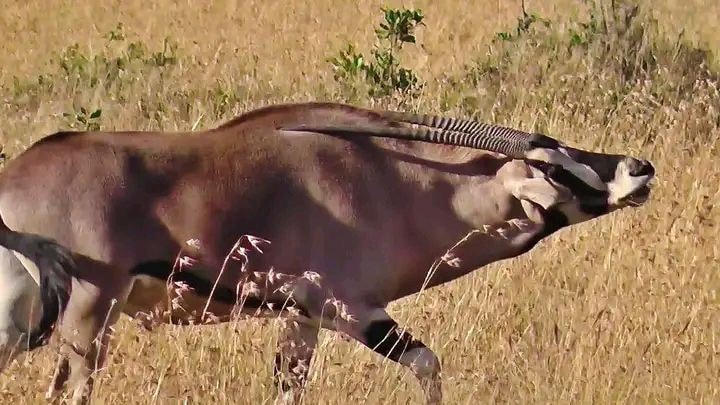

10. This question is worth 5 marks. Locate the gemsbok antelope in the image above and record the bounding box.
[0,102,655,404]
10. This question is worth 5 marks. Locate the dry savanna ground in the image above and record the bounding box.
[1,0,719,404]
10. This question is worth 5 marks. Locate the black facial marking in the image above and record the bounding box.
[630,159,654,177]
[528,160,611,216]
[561,147,633,183]
[546,165,607,198]
[130,260,308,316]
[364,319,426,361]
[546,165,611,215]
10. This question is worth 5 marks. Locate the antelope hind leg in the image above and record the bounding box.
[45,354,70,402]
[53,261,132,405]
[273,319,319,404]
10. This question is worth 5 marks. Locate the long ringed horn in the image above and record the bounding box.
[280,112,560,159]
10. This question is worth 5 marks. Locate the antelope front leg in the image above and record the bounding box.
[338,307,442,405]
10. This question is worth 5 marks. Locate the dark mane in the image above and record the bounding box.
[211,102,381,131]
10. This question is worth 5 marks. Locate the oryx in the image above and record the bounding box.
[0,102,655,404]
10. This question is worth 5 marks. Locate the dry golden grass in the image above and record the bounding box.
[1,0,719,404]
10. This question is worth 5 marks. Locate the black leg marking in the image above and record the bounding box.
[364,319,426,362]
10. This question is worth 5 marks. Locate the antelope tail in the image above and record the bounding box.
[0,214,74,349]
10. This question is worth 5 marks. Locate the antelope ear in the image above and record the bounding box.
[507,177,572,210]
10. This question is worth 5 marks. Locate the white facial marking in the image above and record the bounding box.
[607,159,651,205]
[525,147,607,191]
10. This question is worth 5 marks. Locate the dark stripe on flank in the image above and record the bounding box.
[130,261,308,315]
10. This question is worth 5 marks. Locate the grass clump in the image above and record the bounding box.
[441,0,719,150]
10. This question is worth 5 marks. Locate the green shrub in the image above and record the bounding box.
[329,7,425,103]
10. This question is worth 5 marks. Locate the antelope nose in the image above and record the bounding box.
[629,159,655,177]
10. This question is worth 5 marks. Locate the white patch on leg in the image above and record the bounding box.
[401,347,442,404]
[400,347,440,378]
